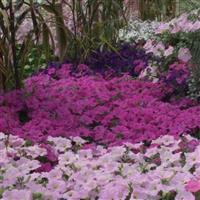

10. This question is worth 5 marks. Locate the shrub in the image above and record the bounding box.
[85,44,153,77]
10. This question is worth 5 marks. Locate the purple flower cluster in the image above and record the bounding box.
[85,44,152,77]
[163,62,190,85]
[160,61,191,96]
[0,64,199,146]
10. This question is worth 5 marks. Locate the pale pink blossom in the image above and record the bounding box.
[164,46,174,57]
[3,189,32,200]
[178,48,192,63]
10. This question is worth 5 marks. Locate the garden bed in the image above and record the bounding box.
[2,2,200,199]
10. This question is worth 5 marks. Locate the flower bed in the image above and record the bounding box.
[1,132,200,200]
[0,64,199,147]
[2,8,200,199]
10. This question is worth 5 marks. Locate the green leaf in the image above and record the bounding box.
[41,4,55,13]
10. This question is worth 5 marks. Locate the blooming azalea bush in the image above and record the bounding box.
[148,11,200,99]
[2,132,200,200]
[118,10,200,89]
[140,21,193,82]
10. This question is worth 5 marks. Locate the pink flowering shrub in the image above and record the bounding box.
[140,38,190,86]
[1,132,200,199]
[0,64,199,146]
[136,11,200,90]
[155,11,200,34]
[140,37,192,93]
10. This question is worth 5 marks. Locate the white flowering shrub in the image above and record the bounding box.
[119,19,160,42]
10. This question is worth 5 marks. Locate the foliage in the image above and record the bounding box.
[139,0,176,21]
[40,0,126,63]
[20,44,55,78]
[179,0,200,13]
[0,0,54,90]
[0,0,126,91]
[186,30,200,100]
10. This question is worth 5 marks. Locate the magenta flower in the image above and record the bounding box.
[186,180,200,193]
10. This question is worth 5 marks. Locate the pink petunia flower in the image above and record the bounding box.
[186,180,200,193]
[178,48,192,63]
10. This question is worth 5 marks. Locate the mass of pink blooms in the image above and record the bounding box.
[1,132,200,200]
[1,57,200,199]
[0,63,199,147]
